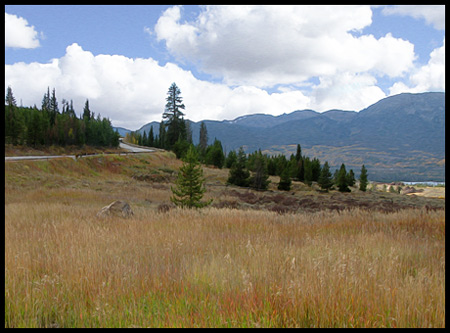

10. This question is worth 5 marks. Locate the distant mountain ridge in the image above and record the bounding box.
[115,92,445,182]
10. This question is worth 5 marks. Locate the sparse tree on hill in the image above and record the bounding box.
[170,145,212,209]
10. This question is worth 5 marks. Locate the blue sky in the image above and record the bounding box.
[5,5,445,130]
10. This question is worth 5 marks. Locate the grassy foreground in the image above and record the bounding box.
[5,152,445,327]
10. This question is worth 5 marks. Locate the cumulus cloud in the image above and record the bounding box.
[5,43,313,129]
[5,12,41,49]
[389,39,445,95]
[311,72,386,112]
[382,5,445,30]
[153,5,416,87]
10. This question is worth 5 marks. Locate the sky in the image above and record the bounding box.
[5,5,445,130]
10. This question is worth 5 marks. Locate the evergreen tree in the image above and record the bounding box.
[49,88,59,126]
[41,87,50,112]
[5,86,24,145]
[199,121,208,152]
[295,144,302,162]
[318,161,333,192]
[148,126,155,147]
[158,121,166,149]
[170,145,212,209]
[346,169,356,187]
[359,164,368,192]
[142,130,148,147]
[311,157,321,182]
[336,163,351,192]
[249,150,270,190]
[225,150,237,169]
[278,167,291,191]
[163,82,186,148]
[83,99,91,120]
[227,147,250,187]
[303,156,313,186]
[5,86,16,106]
[205,138,225,168]
[5,86,16,142]
[172,135,191,159]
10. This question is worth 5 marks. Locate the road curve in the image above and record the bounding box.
[119,141,154,153]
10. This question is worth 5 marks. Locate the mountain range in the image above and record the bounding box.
[115,92,445,182]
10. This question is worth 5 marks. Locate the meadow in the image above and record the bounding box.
[5,151,445,327]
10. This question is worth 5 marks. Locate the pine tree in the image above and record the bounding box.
[303,156,313,186]
[249,150,270,190]
[346,169,356,187]
[170,145,212,209]
[41,87,50,111]
[205,138,225,169]
[296,145,305,181]
[278,167,291,191]
[359,164,368,192]
[225,150,237,169]
[158,121,166,149]
[5,86,24,145]
[227,147,250,187]
[163,82,186,149]
[148,126,155,147]
[336,163,351,192]
[83,99,91,120]
[49,88,59,126]
[318,161,333,192]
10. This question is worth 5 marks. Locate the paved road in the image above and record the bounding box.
[119,141,154,153]
[5,141,154,162]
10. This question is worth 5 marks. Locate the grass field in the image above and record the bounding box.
[5,151,445,327]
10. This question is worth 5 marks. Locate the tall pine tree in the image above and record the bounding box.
[163,82,186,149]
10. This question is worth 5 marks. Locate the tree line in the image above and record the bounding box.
[226,145,368,192]
[129,82,369,196]
[5,86,120,148]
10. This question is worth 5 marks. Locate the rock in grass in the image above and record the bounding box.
[97,200,133,218]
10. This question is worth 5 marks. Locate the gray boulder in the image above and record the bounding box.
[97,200,133,218]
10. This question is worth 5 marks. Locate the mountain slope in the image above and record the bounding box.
[117,92,444,182]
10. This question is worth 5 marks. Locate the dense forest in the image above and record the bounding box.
[5,86,120,148]
[126,83,368,193]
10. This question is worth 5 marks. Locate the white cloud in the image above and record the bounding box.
[310,72,386,112]
[5,12,41,49]
[153,5,416,87]
[389,39,445,95]
[4,43,313,129]
[382,5,445,30]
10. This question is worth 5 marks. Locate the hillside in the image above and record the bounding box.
[117,92,445,182]
[5,151,445,328]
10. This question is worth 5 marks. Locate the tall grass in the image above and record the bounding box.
[5,203,445,327]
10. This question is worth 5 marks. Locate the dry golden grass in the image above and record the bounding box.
[5,203,445,327]
[4,152,445,327]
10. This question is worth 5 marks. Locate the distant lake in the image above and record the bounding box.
[401,181,445,187]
